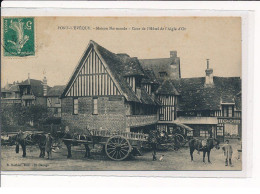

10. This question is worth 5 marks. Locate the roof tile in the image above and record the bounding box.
[172,77,241,111]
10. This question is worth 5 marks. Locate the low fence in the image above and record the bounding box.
[88,129,148,141]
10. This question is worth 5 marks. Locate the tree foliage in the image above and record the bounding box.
[1,104,51,131]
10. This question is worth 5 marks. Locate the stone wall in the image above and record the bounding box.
[61,96,127,132]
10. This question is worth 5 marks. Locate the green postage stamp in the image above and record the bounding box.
[3,17,35,57]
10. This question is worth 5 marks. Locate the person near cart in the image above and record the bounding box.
[45,133,53,159]
[222,139,233,166]
[148,130,159,161]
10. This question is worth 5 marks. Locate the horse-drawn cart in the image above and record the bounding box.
[156,122,194,150]
[3,123,194,161]
[62,129,149,161]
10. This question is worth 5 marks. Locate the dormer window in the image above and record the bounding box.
[159,71,167,78]
[126,76,142,100]
[125,76,136,92]
[222,105,234,117]
[144,84,152,94]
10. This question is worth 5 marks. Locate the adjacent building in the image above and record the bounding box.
[156,60,242,140]
[139,51,181,80]
[1,82,21,104]
[1,75,50,107]
[1,76,65,123]
[46,85,66,117]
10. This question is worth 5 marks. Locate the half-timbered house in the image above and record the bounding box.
[60,40,160,133]
[155,79,180,132]
[161,60,242,140]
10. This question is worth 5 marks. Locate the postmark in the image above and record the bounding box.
[3,17,35,57]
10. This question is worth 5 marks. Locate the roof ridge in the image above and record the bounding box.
[139,57,171,60]
[91,40,119,59]
[168,76,241,81]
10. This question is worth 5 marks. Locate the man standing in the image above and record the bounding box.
[148,130,159,161]
[222,139,233,166]
[237,138,242,160]
[45,133,53,159]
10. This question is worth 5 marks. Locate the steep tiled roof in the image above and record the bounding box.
[142,69,159,85]
[92,41,141,102]
[61,40,159,105]
[140,86,156,105]
[156,79,180,95]
[47,85,66,97]
[171,77,241,111]
[93,40,161,105]
[20,79,51,97]
[93,41,145,78]
[139,57,181,79]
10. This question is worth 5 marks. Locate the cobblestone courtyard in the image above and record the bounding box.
[1,140,242,171]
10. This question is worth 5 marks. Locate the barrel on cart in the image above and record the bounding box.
[62,129,148,161]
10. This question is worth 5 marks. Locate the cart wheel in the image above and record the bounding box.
[105,135,131,161]
[175,134,185,146]
[157,144,170,151]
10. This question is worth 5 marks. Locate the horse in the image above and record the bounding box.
[13,132,47,158]
[54,131,91,159]
[13,128,92,159]
[31,133,47,158]
[189,138,220,163]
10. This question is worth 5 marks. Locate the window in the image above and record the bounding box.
[200,130,209,138]
[15,93,19,98]
[93,97,98,115]
[222,105,234,117]
[57,108,61,117]
[197,112,202,117]
[73,98,78,115]
[53,98,61,104]
[228,106,233,117]
[159,114,164,121]
[187,130,193,137]
[217,127,224,136]
[25,100,32,107]
[159,72,167,78]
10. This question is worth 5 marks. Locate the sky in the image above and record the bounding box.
[1,17,241,87]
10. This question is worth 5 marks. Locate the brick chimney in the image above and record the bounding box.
[170,51,177,58]
[205,59,214,86]
[28,73,30,84]
[43,76,48,96]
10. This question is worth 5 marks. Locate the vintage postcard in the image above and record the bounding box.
[1,15,243,172]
